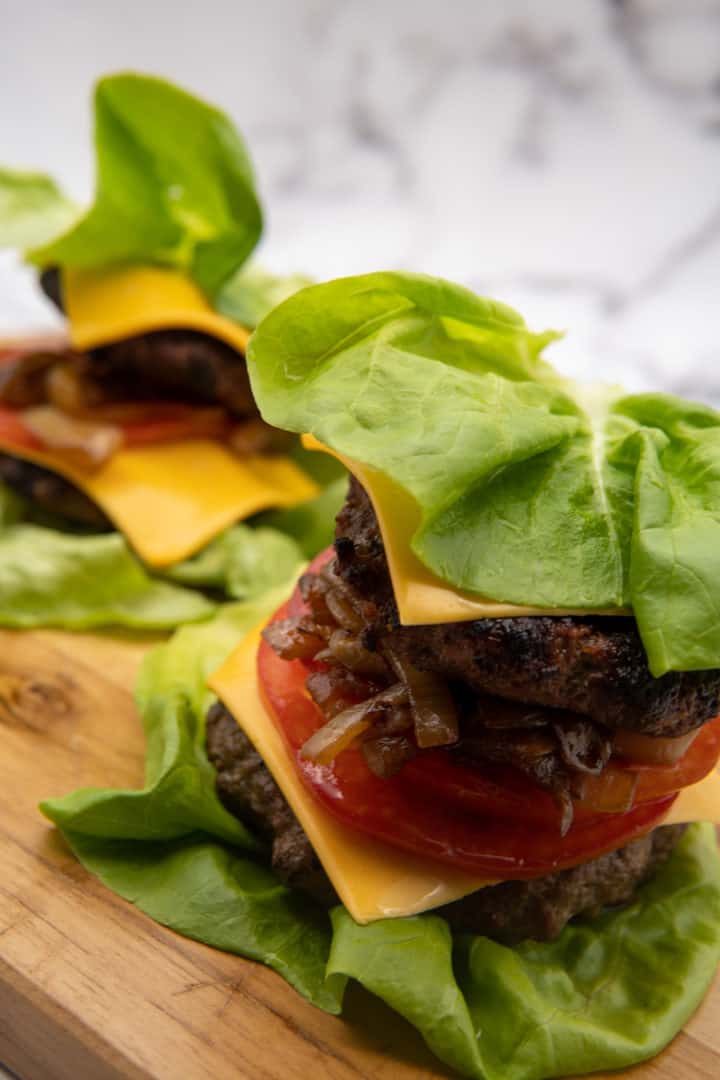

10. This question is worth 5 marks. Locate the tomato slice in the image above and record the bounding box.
[121,406,229,447]
[0,406,42,450]
[0,402,228,454]
[258,590,677,878]
[584,717,720,808]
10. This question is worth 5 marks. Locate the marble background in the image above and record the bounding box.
[2,0,719,401]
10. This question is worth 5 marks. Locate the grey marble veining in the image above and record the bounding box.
[0,0,718,401]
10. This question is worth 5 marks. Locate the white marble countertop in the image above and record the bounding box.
[2,0,719,402]
[0,1,719,1076]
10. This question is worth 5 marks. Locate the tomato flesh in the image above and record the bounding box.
[121,407,229,447]
[0,402,228,453]
[0,407,42,450]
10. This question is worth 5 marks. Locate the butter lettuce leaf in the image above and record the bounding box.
[248,271,720,675]
[166,523,305,600]
[20,73,262,298]
[60,833,343,1013]
[0,167,79,249]
[41,583,720,1074]
[0,523,213,629]
[329,824,720,1080]
[42,580,343,1013]
[42,588,292,843]
[217,264,313,328]
[257,474,347,559]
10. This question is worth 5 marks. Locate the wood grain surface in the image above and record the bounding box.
[0,628,718,1080]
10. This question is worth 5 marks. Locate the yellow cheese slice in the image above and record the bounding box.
[0,438,317,568]
[210,627,720,923]
[209,626,495,924]
[62,265,251,354]
[302,435,631,625]
[662,767,720,825]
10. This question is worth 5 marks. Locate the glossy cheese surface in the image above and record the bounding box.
[210,626,495,924]
[663,767,720,826]
[0,438,317,567]
[63,265,250,353]
[302,435,631,625]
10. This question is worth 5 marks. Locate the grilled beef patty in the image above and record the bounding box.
[85,330,256,418]
[335,477,720,738]
[40,267,256,417]
[205,702,685,943]
[0,453,110,527]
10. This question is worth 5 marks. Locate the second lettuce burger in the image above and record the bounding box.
[0,74,333,627]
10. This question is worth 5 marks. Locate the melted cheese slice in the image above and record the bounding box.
[663,768,720,825]
[209,625,495,924]
[62,265,250,353]
[1,266,316,566]
[302,435,631,624]
[210,628,720,923]
[0,438,317,568]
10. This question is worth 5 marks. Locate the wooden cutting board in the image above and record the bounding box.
[0,628,717,1080]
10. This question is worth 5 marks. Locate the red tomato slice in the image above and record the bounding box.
[585,717,720,808]
[0,406,42,450]
[0,401,228,454]
[119,407,229,447]
[258,591,676,878]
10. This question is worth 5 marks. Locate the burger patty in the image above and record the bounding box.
[205,702,686,943]
[0,453,110,527]
[39,268,256,418]
[86,330,257,418]
[335,477,720,738]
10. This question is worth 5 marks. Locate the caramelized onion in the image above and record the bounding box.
[324,589,365,632]
[315,629,390,678]
[46,362,104,415]
[47,364,227,426]
[387,650,459,749]
[0,351,61,407]
[21,406,122,469]
[261,617,328,661]
[301,703,374,764]
[362,734,417,778]
[612,728,699,765]
[574,769,639,814]
[301,684,408,764]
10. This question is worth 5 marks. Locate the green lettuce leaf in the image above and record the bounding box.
[166,479,347,594]
[247,271,720,675]
[217,264,313,328]
[329,824,720,1080]
[42,580,343,1013]
[24,73,262,298]
[42,588,292,843]
[166,523,305,599]
[258,475,347,560]
[135,585,292,718]
[41,579,720,1076]
[0,167,79,248]
[60,832,344,1012]
[0,523,213,629]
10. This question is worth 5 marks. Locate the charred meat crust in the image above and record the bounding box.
[86,330,257,418]
[439,823,685,942]
[40,272,256,418]
[0,453,110,528]
[205,701,685,943]
[334,476,720,738]
[206,702,337,905]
